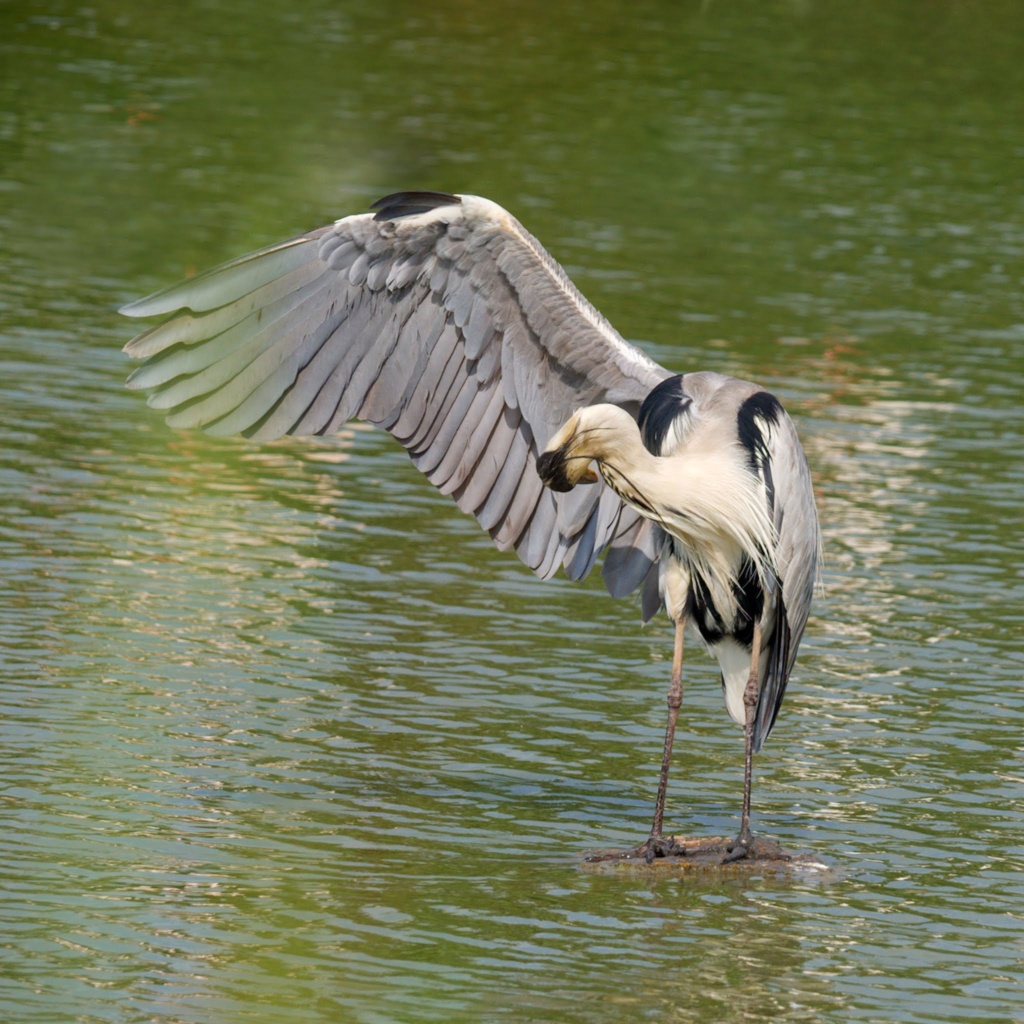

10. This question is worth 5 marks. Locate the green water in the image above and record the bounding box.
[2,2,1023,1021]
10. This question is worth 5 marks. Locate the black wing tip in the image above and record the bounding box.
[370,191,461,221]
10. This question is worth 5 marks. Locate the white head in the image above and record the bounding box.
[536,404,640,492]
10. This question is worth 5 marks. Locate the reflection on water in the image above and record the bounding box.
[3,1,1024,1022]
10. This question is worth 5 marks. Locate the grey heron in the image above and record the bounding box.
[122,190,820,861]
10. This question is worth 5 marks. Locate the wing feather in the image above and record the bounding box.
[753,408,821,749]
[602,513,664,604]
[122,236,322,317]
[493,458,545,552]
[389,317,459,444]
[285,293,380,436]
[450,406,519,518]
[422,378,494,484]
[562,500,601,581]
[417,374,480,478]
[472,424,530,532]
[436,385,506,496]
[405,333,466,455]
[518,493,560,575]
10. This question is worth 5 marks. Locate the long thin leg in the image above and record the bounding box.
[648,618,686,844]
[726,619,763,861]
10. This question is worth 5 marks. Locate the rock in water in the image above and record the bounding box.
[582,835,831,874]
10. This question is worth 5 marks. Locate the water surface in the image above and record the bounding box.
[2,2,1023,1022]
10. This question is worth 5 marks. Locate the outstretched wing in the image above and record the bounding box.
[122,190,671,597]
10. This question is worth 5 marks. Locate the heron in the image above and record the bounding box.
[121,190,820,861]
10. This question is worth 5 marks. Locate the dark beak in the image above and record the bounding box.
[536,448,575,492]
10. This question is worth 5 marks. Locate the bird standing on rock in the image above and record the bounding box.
[122,190,821,861]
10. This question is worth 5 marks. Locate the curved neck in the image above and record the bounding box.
[580,404,774,587]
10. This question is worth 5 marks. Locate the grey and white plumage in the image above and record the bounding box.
[122,190,820,854]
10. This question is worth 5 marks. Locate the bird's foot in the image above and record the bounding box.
[635,833,687,864]
[582,834,689,864]
[722,831,755,864]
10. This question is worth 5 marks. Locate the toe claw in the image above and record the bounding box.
[638,835,686,862]
[722,843,748,863]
